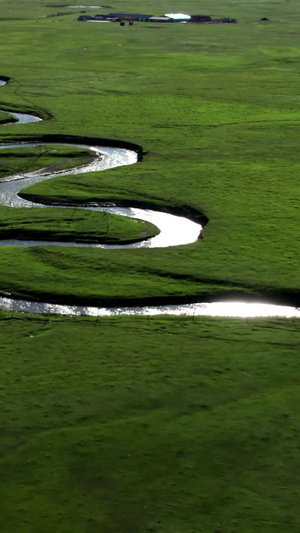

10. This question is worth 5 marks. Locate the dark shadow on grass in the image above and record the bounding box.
[0,133,144,159]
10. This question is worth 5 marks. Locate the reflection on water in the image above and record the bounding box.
[0,297,299,318]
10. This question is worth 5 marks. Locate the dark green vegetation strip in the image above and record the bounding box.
[1,313,300,532]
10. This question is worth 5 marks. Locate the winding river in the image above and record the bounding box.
[0,78,299,318]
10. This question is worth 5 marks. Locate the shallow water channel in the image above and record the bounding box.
[0,86,299,318]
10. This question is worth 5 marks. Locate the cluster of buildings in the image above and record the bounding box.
[78,13,237,24]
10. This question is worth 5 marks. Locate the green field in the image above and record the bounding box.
[0,313,300,532]
[1,1,300,531]
[1,2,300,304]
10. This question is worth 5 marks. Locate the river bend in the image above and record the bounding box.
[0,79,299,318]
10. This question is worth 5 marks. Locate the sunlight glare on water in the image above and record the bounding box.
[0,297,299,319]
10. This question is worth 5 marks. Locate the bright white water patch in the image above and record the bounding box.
[65,5,102,7]
[0,297,299,319]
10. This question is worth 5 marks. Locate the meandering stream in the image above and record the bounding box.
[0,78,299,318]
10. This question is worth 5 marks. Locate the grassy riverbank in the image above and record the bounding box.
[0,206,159,244]
[0,110,17,125]
[0,145,96,179]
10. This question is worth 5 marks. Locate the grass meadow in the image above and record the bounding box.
[1,0,300,531]
[1,2,300,303]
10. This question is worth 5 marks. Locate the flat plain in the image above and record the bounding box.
[1,1,300,531]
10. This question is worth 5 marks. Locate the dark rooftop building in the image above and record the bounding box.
[189,15,212,23]
[107,13,153,21]
[78,15,94,21]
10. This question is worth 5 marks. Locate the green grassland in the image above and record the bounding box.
[1,312,300,532]
[1,2,300,304]
[1,1,300,531]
